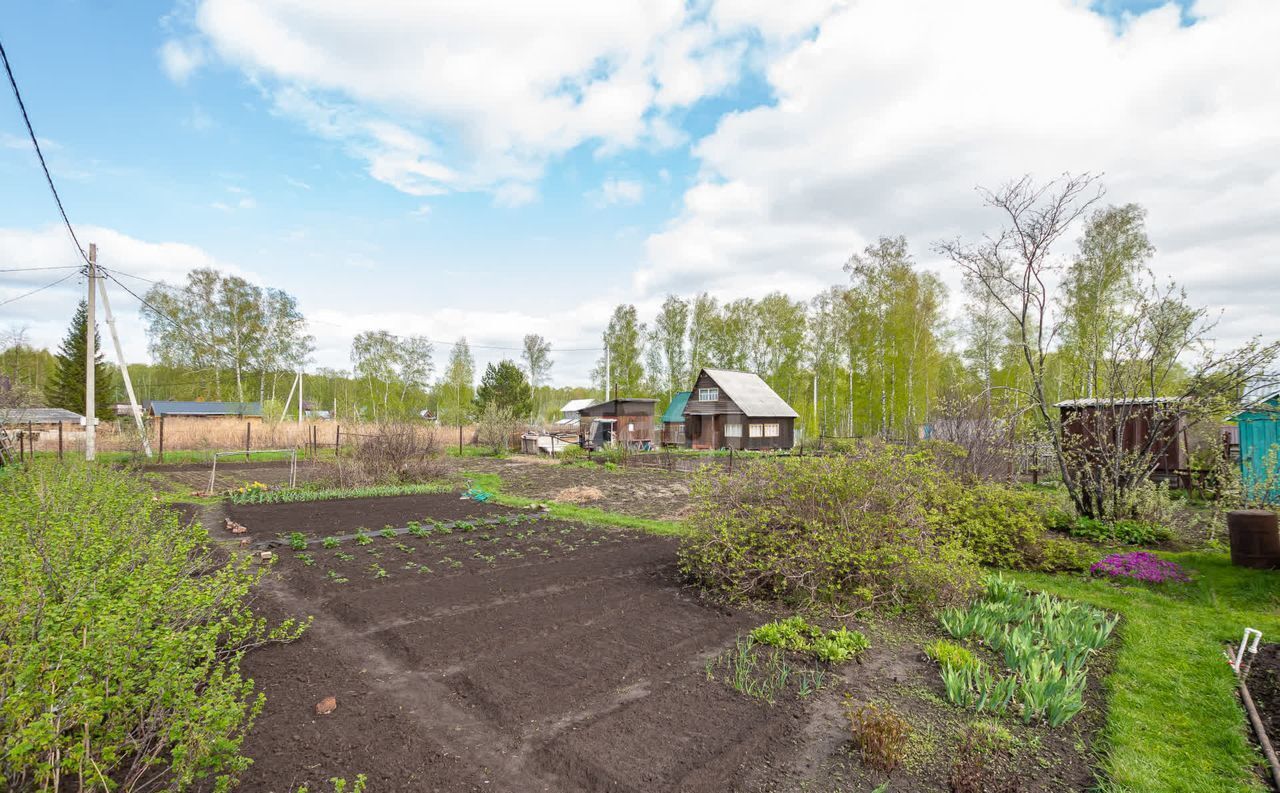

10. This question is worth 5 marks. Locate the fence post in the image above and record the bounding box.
[335,425,341,457]
[728,447,733,472]
[58,422,63,460]
[245,422,251,462]
[158,416,165,464]
[28,422,33,459]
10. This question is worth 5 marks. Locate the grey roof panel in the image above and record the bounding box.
[700,369,799,418]
[0,407,86,424]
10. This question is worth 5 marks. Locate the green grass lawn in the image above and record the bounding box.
[1018,553,1280,793]
[464,471,687,536]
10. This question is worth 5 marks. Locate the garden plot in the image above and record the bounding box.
[229,516,811,792]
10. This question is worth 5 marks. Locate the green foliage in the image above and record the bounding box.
[924,639,978,671]
[227,482,451,505]
[703,636,826,704]
[1068,516,1171,545]
[557,444,586,464]
[475,359,533,417]
[296,773,368,793]
[0,461,306,790]
[937,574,1115,727]
[928,481,1075,570]
[751,616,821,651]
[354,528,372,546]
[287,531,308,550]
[749,617,868,664]
[846,701,911,775]
[679,445,983,610]
[43,299,115,420]
[321,536,340,549]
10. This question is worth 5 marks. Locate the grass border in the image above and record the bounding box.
[227,481,453,505]
[464,472,688,536]
[1017,552,1280,793]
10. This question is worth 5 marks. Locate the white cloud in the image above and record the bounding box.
[164,0,816,201]
[592,177,646,207]
[492,182,538,208]
[159,38,206,83]
[639,0,1280,350]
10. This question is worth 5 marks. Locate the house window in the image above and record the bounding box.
[764,423,780,438]
[725,423,742,438]
[749,424,764,438]
[698,387,719,401]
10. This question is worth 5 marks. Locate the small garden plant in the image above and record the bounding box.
[750,616,869,664]
[846,701,911,774]
[935,574,1116,727]
[1090,551,1190,584]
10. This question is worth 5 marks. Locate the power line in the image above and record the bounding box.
[104,272,243,368]
[0,271,77,307]
[0,36,91,267]
[0,265,80,273]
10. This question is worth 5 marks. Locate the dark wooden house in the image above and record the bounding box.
[1055,397,1188,481]
[682,369,798,451]
[578,398,657,450]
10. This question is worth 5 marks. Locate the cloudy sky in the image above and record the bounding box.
[1,0,1276,385]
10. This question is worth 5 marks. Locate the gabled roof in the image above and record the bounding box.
[699,369,799,418]
[1228,391,1280,420]
[0,407,86,424]
[1054,397,1186,408]
[560,398,596,413]
[662,391,691,423]
[147,400,263,416]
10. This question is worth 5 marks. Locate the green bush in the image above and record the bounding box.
[557,444,586,463]
[1068,517,1171,546]
[928,482,1056,569]
[0,461,306,791]
[679,444,982,610]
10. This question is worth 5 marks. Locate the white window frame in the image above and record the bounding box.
[748,423,764,438]
[698,387,719,401]
[725,423,742,438]
[763,423,780,438]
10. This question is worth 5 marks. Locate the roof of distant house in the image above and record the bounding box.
[662,391,691,423]
[1054,397,1186,408]
[700,369,799,418]
[146,400,263,416]
[0,407,86,424]
[560,398,596,413]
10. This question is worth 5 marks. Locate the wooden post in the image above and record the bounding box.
[728,447,733,472]
[58,421,63,460]
[28,421,33,458]
[335,425,341,457]
[245,422,251,461]
[158,416,165,463]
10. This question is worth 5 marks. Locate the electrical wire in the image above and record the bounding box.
[0,265,80,273]
[0,36,91,267]
[104,272,244,368]
[0,271,77,307]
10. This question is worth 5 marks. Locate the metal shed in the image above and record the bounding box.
[1232,393,1280,500]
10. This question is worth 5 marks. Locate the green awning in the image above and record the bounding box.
[662,391,691,424]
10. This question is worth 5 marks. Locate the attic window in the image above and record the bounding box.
[698,388,719,401]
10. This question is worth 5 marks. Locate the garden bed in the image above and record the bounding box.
[1249,643,1280,788]
[221,491,514,540]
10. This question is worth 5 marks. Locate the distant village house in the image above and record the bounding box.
[682,369,798,451]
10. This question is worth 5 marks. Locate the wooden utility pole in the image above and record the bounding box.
[297,368,303,425]
[85,243,97,461]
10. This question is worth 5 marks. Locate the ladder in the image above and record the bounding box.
[0,425,15,467]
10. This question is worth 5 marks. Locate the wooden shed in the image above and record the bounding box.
[578,398,657,450]
[682,369,798,451]
[1231,392,1280,500]
[1055,397,1188,481]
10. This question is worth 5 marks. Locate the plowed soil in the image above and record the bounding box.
[229,509,806,792]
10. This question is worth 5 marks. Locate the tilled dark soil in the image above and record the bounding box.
[231,514,808,792]
[222,491,512,540]
[1249,643,1280,784]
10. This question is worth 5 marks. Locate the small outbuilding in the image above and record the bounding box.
[577,398,657,450]
[146,400,263,419]
[0,406,87,430]
[1231,392,1280,500]
[1054,397,1188,482]
[556,398,596,427]
[660,391,691,446]
[682,369,798,451]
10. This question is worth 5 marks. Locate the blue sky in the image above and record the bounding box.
[2,0,1275,385]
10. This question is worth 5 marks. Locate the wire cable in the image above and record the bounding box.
[104,272,243,367]
[0,265,80,273]
[0,36,91,267]
[0,271,77,307]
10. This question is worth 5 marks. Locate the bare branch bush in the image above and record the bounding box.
[332,421,444,485]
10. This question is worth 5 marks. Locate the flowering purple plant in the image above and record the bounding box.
[1090,551,1190,584]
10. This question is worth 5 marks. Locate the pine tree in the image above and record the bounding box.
[44,300,114,419]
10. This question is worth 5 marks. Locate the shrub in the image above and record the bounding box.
[558,444,586,464]
[679,445,982,610]
[1034,536,1099,572]
[0,461,306,790]
[846,702,911,774]
[928,480,1081,570]
[924,639,979,671]
[1090,551,1189,584]
[1068,517,1171,545]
